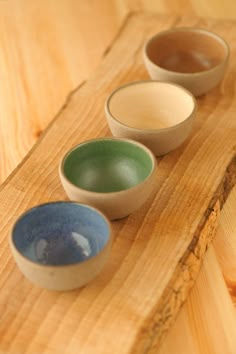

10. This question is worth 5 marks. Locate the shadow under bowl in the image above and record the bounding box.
[105,81,197,156]
[59,138,157,220]
[10,201,112,291]
[143,27,229,96]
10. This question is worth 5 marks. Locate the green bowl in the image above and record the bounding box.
[59,138,157,220]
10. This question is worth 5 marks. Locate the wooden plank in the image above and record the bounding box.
[1,13,236,354]
[2,0,236,185]
[158,186,236,354]
[214,188,236,305]
[158,246,236,354]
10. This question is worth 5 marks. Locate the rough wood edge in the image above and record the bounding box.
[132,155,236,354]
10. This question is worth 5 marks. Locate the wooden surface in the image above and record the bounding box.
[0,12,236,354]
[159,245,236,354]
[1,1,236,353]
[1,0,236,184]
[158,187,236,354]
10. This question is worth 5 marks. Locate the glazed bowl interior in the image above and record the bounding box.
[11,202,110,266]
[107,81,195,130]
[61,139,154,193]
[145,29,228,74]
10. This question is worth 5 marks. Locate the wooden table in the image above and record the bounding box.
[1,1,236,353]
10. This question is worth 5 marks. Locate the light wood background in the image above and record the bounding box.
[1,1,236,353]
[1,0,236,182]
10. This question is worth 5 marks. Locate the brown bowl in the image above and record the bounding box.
[143,27,230,96]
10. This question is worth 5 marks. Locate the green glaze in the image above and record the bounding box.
[63,139,154,193]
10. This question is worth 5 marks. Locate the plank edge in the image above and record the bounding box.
[131,154,236,353]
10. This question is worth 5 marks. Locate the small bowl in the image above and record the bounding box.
[105,81,196,156]
[9,201,112,291]
[59,137,157,220]
[143,27,229,96]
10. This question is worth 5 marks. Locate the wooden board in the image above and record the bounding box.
[214,187,236,304]
[159,245,236,354]
[158,187,236,354]
[1,13,236,354]
[1,1,236,185]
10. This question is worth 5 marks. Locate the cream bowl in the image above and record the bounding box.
[143,27,229,96]
[105,81,197,156]
[10,201,112,291]
[59,137,157,220]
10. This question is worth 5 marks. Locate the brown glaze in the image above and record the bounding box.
[144,28,229,96]
[146,29,227,74]
[159,51,214,73]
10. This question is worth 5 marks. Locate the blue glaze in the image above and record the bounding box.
[12,202,110,266]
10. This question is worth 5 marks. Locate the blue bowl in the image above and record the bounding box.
[10,202,112,291]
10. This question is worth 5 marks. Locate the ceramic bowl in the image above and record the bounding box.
[59,137,157,220]
[105,81,197,156]
[9,201,112,291]
[143,27,229,96]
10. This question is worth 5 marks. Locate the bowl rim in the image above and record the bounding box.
[105,80,197,133]
[143,27,230,77]
[59,137,157,196]
[9,200,112,269]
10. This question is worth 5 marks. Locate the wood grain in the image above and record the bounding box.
[124,0,236,19]
[0,0,126,183]
[1,1,236,353]
[158,246,236,354]
[214,188,236,305]
[0,13,236,354]
[1,0,236,184]
[157,185,236,354]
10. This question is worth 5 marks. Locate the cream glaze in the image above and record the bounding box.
[108,81,195,130]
